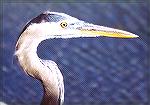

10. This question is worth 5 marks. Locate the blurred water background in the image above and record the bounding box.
[1,2,150,105]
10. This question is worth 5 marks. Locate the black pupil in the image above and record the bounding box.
[63,23,66,26]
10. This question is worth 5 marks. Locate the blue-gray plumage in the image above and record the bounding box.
[15,11,138,105]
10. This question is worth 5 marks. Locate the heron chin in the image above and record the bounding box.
[15,11,138,105]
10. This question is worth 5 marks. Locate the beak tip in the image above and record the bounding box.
[132,34,139,38]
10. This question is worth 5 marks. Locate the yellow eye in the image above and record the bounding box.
[60,22,68,28]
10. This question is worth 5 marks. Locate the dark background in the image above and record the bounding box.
[1,2,150,105]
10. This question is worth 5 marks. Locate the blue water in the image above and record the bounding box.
[1,3,149,105]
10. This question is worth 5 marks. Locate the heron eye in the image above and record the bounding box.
[60,22,68,28]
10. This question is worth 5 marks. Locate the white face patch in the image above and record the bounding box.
[26,22,66,38]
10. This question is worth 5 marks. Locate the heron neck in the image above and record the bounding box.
[16,37,60,105]
[16,37,42,78]
[41,82,59,105]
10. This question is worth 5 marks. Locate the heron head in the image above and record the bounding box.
[21,11,138,39]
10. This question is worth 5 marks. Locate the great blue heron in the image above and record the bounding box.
[15,11,138,105]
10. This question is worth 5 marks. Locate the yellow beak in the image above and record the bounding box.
[77,24,138,38]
